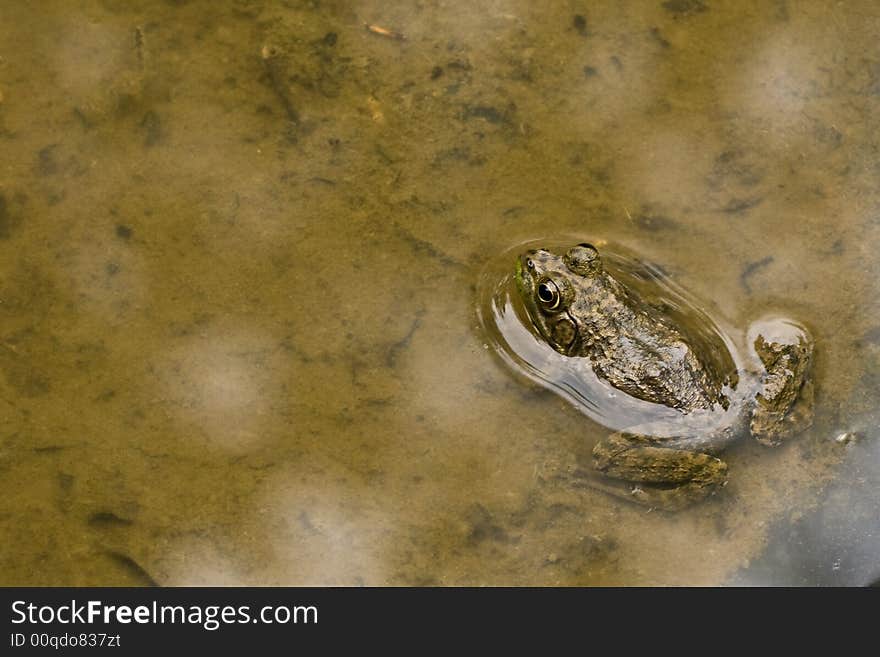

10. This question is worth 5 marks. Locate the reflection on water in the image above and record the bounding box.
[0,1,878,585]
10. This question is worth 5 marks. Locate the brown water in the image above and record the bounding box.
[1,1,878,586]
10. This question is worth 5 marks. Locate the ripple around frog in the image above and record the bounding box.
[476,238,758,438]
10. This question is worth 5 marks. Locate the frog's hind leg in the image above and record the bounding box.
[749,325,815,447]
[586,431,728,511]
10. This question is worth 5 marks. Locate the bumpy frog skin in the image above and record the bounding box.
[515,243,814,511]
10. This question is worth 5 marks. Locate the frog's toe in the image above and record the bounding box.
[749,320,815,446]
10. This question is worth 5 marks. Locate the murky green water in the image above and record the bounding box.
[1,1,878,585]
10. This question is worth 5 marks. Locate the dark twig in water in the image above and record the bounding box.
[722,196,763,214]
[740,255,774,293]
[386,312,424,367]
[134,26,145,71]
[105,551,160,587]
[260,45,300,125]
[88,511,133,527]
[393,224,461,268]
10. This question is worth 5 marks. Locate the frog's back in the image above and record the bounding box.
[568,272,728,413]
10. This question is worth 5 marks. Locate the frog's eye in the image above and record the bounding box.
[526,259,535,270]
[537,279,562,310]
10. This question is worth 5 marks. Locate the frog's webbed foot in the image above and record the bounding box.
[749,330,814,447]
[586,431,728,512]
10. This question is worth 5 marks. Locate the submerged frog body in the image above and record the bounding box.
[515,243,814,511]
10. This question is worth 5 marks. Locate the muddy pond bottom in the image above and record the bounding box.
[1,1,878,585]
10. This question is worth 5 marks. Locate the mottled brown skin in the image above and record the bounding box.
[516,244,814,511]
[750,336,815,446]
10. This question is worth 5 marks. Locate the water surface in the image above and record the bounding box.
[1,0,878,585]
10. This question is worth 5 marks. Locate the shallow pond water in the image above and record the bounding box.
[0,1,878,585]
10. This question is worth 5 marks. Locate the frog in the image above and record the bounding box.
[514,242,814,511]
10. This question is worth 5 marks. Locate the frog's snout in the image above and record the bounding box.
[519,249,545,273]
[516,252,535,276]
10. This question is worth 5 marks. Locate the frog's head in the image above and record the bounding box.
[515,243,602,355]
